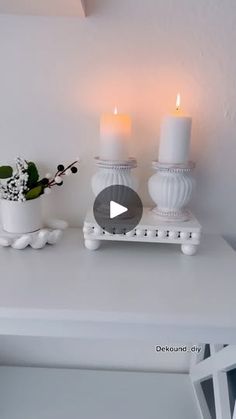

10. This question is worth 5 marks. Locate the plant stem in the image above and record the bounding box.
[48,160,79,188]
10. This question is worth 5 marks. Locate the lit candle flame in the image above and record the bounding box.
[176,93,181,111]
[114,107,118,115]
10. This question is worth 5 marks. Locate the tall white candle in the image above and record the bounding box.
[158,94,192,164]
[100,108,131,161]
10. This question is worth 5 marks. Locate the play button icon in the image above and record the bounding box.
[110,201,128,219]
[93,185,143,234]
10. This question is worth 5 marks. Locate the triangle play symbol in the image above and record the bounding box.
[110,201,128,219]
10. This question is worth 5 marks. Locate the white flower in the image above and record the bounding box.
[1,157,29,201]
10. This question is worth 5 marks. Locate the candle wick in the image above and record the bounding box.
[175,93,181,112]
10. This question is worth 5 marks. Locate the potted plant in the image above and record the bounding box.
[0,157,79,234]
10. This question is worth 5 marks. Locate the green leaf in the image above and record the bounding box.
[27,162,39,187]
[25,185,43,200]
[0,166,13,179]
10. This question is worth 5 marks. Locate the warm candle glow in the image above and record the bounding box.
[176,93,181,111]
[100,109,131,160]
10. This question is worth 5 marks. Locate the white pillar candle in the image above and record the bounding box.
[100,108,131,161]
[158,94,192,164]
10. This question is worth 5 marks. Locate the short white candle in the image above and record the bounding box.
[158,94,192,164]
[100,108,131,161]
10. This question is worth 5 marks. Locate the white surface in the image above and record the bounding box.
[0,0,236,246]
[0,335,192,372]
[110,200,128,219]
[0,0,86,16]
[0,229,235,343]
[0,367,200,419]
[159,115,192,164]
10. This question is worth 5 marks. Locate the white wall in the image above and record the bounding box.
[0,367,201,419]
[0,0,235,245]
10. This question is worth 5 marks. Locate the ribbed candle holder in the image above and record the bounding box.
[148,161,195,222]
[91,157,138,196]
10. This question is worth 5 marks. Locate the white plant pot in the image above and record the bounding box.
[1,197,43,234]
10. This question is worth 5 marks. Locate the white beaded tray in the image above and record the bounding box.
[83,207,202,255]
[0,219,68,250]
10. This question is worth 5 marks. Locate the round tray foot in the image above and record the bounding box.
[181,244,198,256]
[85,239,101,251]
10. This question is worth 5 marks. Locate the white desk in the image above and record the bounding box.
[0,367,200,419]
[0,229,235,344]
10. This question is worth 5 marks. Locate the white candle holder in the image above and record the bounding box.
[148,161,195,222]
[83,158,202,256]
[91,157,138,196]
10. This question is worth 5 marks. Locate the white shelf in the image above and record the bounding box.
[0,229,235,343]
[0,367,200,419]
[0,0,86,17]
